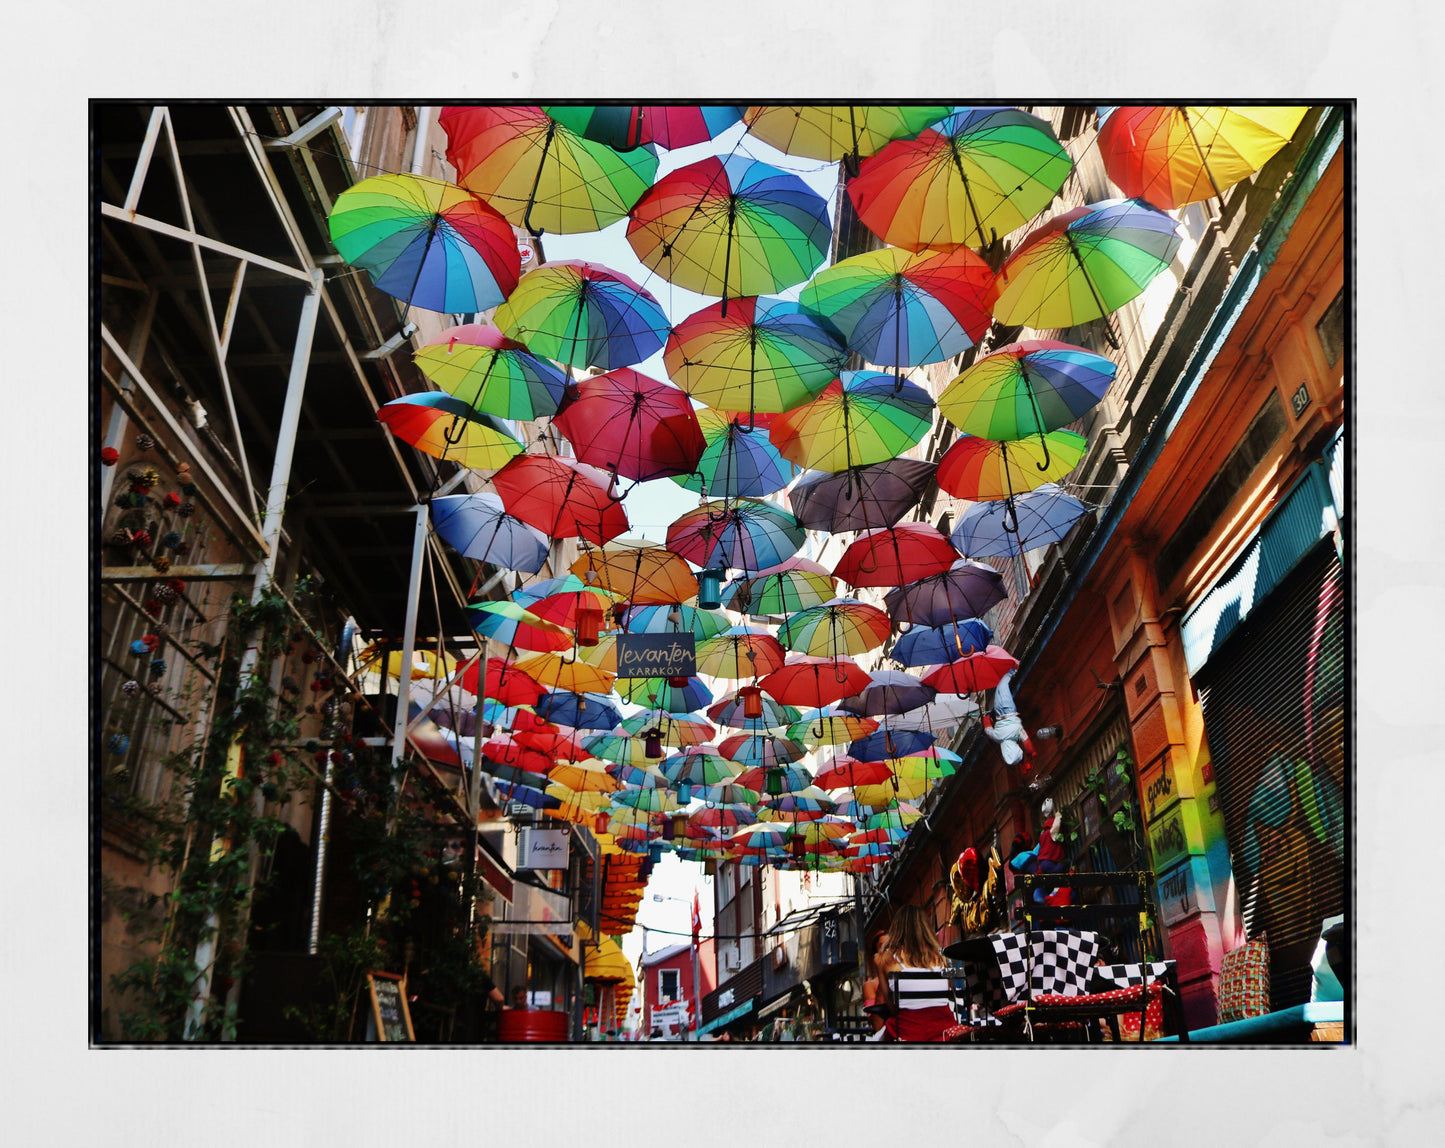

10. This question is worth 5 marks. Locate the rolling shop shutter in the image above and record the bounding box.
[1194,539,1345,1009]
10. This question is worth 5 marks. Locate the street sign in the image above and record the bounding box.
[614,632,697,680]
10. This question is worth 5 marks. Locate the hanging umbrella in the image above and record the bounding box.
[891,619,994,667]
[542,105,745,151]
[513,573,601,606]
[440,105,658,237]
[673,409,801,500]
[760,654,872,708]
[717,733,806,770]
[513,651,617,695]
[921,645,1019,693]
[742,105,948,168]
[327,173,521,314]
[620,711,716,748]
[430,493,550,574]
[776,599,891,658]
[612,786,683,813]
[787,459,938,534]
[726,558,836,617]
[707,690,800,731]
[696,627,786,680]
[769,372,934,473]
[848,106,1073,251]
[618,675,714,713]
[727,822,792,851]
[532,690,623,730]
[936,432,1087,500]
[664,295,846,417]
[491,779,561,810]
[888,694,979,734]
[552,368,706,484]
[864,801,924,833]
[787,708,879,746]
[884,559,1008,627]
[889,746,964,780]
[1097,105,1309,210]
[690,804,759,831]
[837,671,937,719]
[468,601,575,652]
[586,733,655,769]
[515,724,592,764]
[785,815,856,844]
[813,755,893,790]
[490,454,630,545]
[546,758,622,793]
[666,499,804,573]
[622,604,730,641]
[604,761,669,789]
[494,260,671,371]
[761,787,835,820]
[481,735,556,777]
[626,155,832,306]
[413,323,570,424]
[938,339,1116,444]
[992,199,1182,329]
[360,646,460,683]
[798,244,995,373]
[458,656,545,706]
[661,746,742,799]
[833,523,961,590]
[524,586,624,631]
[950,484,1092,558]
[571,539,699,606]
[376,393,523,471]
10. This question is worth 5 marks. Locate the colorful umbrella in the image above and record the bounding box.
[458,656,545,706]
[619,675,714,713]
[889,746,964,780]
[696,627,786,680]
[760,654,872,708]
[543,105,745,151]
[603,759,668,787]
[838,672,937,719]
[491,779,561,810]
[992,199,1182,329]
[546,758,621,793]
[813,756,893,790]
[761,787,835,819]
[848,106,1073,251]
[673,409,801,499]
[938,339,1116,443]
[742,105,948,167]
[725,558,836,617]
[440,105,658,236]
[524,586,624,631]
[833,523,961,590]
[430,492,550,574]
[717,733,806,770]
[936,432,1087,500]
[572,539,699,606]
[495,260,670,372]
[769,372,934,473]
[586,734,655,769]
[1097,105,1309,210]
[776,599,891,658]
[661,746,742,797]
[665,499,804,573]
[950,484,1092,559]
[622,604,730,641]
[513,652,617,695]
[626,155,832,305]
[798,244,995,371]
[846,724,934,765]
[787,459,938,534]
[888,695,978,734]
[860,798,924,832]
[884,559,1009,628]
[327,173,521,313]
[552,368,705,483]
[707,690,800,731]
[620,711,716,749]
[612,786,683,813]
[690,804,758,830]
[468,601,575,652]
[921,645,1019,693]
[376,393,523,470]
[787,708,879,746]
[532,690,623,730]
[413,324,569,422]
[891,619,994,667]
[490,454,630,545]
[664,296,846,417]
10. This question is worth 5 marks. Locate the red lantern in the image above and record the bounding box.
[789,835,807,857]
[668,676,689,688]
[739,685,764,720]
[644,730,663,759]
[576,605,604,647]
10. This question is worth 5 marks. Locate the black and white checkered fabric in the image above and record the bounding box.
[990,930,1101,1002]
[957,956,1010,1018]
[1089,961,1173,993]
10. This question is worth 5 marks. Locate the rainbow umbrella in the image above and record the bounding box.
[707,690,800,731]
[572,539,699,606]
[612,786,683,813]
[892,619,994,667]
[833,523,961,589]
[726,558,836,616]
[769,372,934,473]
[838,672,937,719]
[717,733,806,770]
[623,604,730,641]
[743,105,948,168]
[376,393,523,470]
[430,493,550,573]
[413,324,569,421]
[661,746,742,800]
[698,781,763,808]
[992,199,1182,329]
[619,675,714,713]
[620,711,716,748]
[690,804,758,831]
[936,432,1087,500]
[950,484,1092,559]
[467,600,575,653]
[798,245,995,372]
[727,822,792,852]
[785,816,856,845]
[440,105,658,237]
[490,454,631,545]
[884,559,1008,628]
[889,746,964,780]
[626,155,832,306]
[664,296,846,417]
[543,105,745,151]
[787,708,879,746]
[864,801,924,833]
[938,339,1117,444]
[552,369,705,484]
[495,260,670,371]
[666,499,804,573]
[921,645,1019,693]
[888,695,978,734]
[848,107,1073,251]
[1097,105,1309,209]
[603,760,668,788]
[760,654,872,709]
[327,173,521,314]
[777,599,891,658]
[523,586,623,630]
[586,734,656,769]
[761,787,835,820]
[787,459,938,534]
[696,627,786,680]
[673,409,800,500]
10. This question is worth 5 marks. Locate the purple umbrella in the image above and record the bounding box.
[884,559,1008,627]
[836,670,937,717]
[788,458,938,533]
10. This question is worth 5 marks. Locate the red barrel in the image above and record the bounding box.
[498,1008,570,1042]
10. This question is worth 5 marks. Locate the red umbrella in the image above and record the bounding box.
[833,522,961,589]
[551,368,706,484]
[514,725,590,764]
[921,645,1019,693]
[481,735,555,775]
[490,454,630,544]
[460,657,545,707]
[813,755,893,790]
[761,654,872,708]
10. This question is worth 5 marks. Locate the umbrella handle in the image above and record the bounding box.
[522,120,559,239]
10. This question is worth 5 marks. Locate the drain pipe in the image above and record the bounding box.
[410,108,432,176]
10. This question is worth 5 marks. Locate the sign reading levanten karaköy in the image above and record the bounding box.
[614,633,697,679]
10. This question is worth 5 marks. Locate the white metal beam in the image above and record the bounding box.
[99,202,311,282]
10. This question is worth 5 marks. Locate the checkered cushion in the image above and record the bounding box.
[1090,961,1174,993]
[991,929,1101,1002]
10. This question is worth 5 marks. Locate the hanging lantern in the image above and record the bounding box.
[789,834,807,857]
[739,684,764,721]
[643,729,664,759]
[764,768,785,797]
[669,814,688,842]
[576,604,604,647]
[697,568,725,611]
[100,447,120,466]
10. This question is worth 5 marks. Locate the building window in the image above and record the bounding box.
[1315,289,1345,367]
[659,968,680,1002]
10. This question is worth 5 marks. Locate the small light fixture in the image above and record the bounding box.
[739,685,764,721]
[1035,725,1062,740]
[764,768,785,797]
[698,568,725,610]
[644,729,664,759]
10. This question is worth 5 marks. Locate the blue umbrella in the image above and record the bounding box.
[622,604,731,642]
[891,619,995,667]
[950,484,1092,559]
[491,779,561,810]
[431,493,550,573]
[848,726,935,761]
[674,409,801,499]
[619,675,714,713]
[533,690,623,730]
[666,498,805,574]
[483,763,552,791]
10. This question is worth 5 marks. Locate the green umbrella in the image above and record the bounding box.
[769,371,934,473]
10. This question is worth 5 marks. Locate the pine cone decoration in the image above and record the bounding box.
[162,531,183,550]
[151,555,172,574]
[111,528,134,548]
[139,468,161,488]
[153,584,178,605]
[175,462,191,477]
[131,529,153,549]
[144,598,164,617]
[180,482,198,497]
[177,502,196,518]
[101,447,120,466]
[135,433,155,451]
[148,658,167,678]
[164,492,182,510]
[108,733,131,755]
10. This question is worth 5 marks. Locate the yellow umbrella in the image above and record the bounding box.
[855,774,929,804]
[547,759,622,793]
[576,633,618,674]
[572,538,699,605]
[513,652,616,695]
[359,645,461,682]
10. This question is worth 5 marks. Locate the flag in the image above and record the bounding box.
[691,888,702,948]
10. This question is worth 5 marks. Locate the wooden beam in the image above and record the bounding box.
[102,564,254,582]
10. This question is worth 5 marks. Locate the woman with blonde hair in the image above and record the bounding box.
[877,904,956,1042]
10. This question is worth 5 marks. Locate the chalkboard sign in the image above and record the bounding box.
[367,971,415,1042]
[614,633,697,679]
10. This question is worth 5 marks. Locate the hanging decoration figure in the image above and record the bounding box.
[981,668,1034,768]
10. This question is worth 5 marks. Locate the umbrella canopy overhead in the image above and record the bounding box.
[726,558,836,617]
[884,559,1009,627]
[618,675,714,713]
[849,726,935,761]
[413,323,569,421]
[543,104,745,151]
[532,690,624,731]
[888,694,979,733]
[921,645,1019,693]
[674,409,801,499]
[376,393,523,471]
[760,653,872,708]
[950,484,1092,558]
[622,604,730,641]
[837,670,938,718]
[697,627,787,680]
[666,499,804,573]
[833,523,961,589]
[571,539,699,605]
[938,339,1117,442]
[717,733,806,770]
[327,173,521,314]
[707,690,801,731]
[441,105,658,236]
[814,755,893,790]
[468,600,575,652]
[937,432,1087,500]
[788,708,880,746]
[892,618,995,667]
[459,657,545,707]
[430,493,550,574]
[787,458,938,534]
[552,368,706,483]
[490,454,631,545]
[776,599,891,658]
[770,371,935,473]
[513,651,618,695]
[620,710,716,748]
[743,105,949,165]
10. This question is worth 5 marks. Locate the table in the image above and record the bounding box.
[942,929,1103,1027]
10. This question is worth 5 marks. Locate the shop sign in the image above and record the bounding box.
[1148,807,1189,870]
[517,827,570,870]
[718,987,735,1008]
[1156,860,1198,927]
[1139,754,1179,821]
[614,633,697,679]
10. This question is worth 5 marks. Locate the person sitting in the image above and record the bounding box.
[509,985,528,1010]
[877,904,957,1042]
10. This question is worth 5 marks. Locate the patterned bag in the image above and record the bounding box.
[1218,937,1270,1024]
